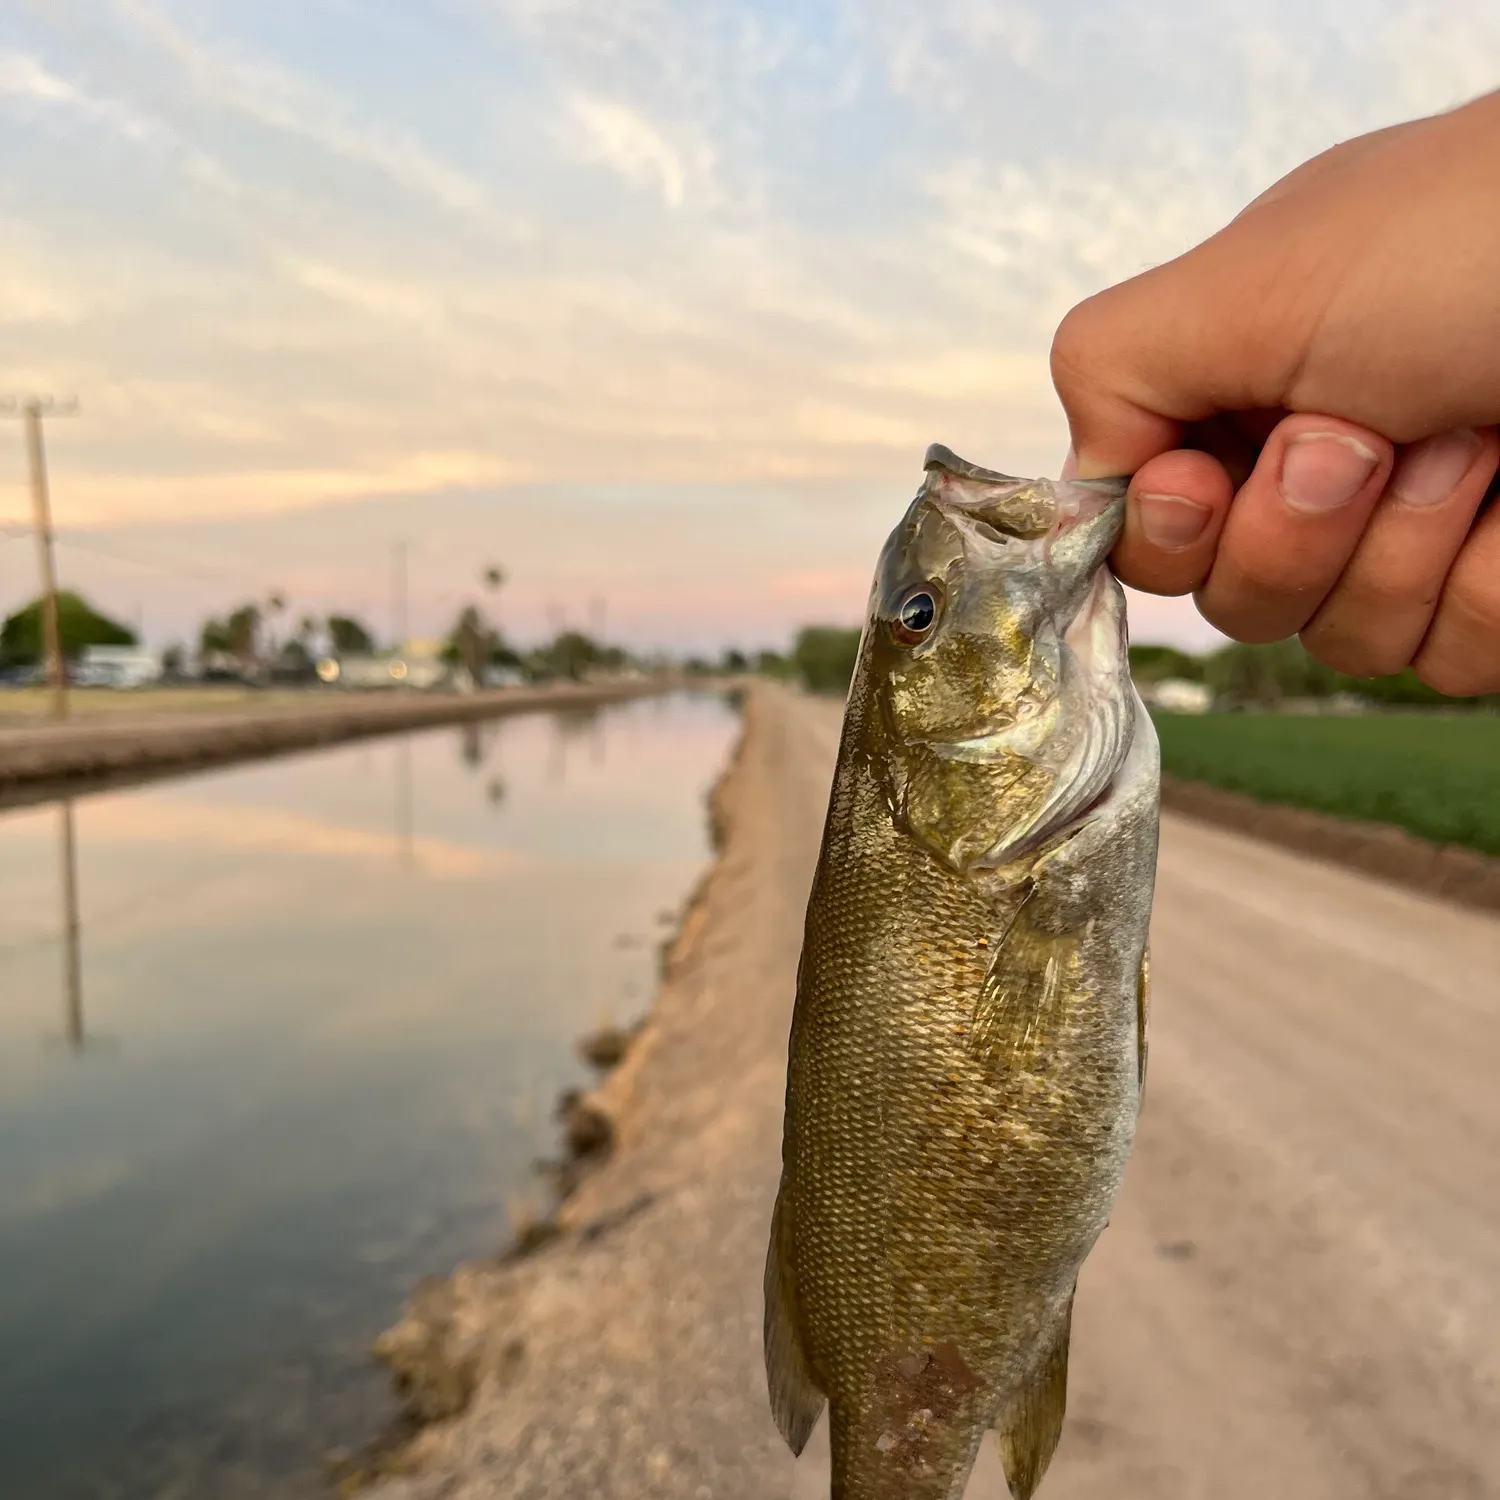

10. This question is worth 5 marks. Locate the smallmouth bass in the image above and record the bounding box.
[765,445,1160,1500]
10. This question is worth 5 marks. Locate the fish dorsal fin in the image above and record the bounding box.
[995,1295,1074,1500]
[763,1192,825,1454]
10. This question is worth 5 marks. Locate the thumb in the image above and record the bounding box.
[1050,284,1184,480]
[1050,229,1303,480]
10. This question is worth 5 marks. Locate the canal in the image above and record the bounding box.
[0,691,739,1499]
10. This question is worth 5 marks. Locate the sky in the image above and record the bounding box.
[1,1,1498,654]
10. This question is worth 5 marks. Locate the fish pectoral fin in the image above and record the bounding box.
[994,1296,1074,1500]
[763,1192,825,1455]
[970,896,1077,1072]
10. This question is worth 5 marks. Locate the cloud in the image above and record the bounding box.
[568,95,697,206]
[112,0,511,229]
[0,0,1497,652]
[0,49,159,141]
[83,796,516,876]
[853,0,1044,96]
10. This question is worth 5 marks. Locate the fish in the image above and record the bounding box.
[764,444,1160,1500]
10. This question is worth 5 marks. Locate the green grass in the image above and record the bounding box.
[1152,711,1500,857]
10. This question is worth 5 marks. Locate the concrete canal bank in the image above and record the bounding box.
[356,682,1500,1500]
[0,681,670,809]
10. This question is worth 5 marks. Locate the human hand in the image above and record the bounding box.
[1051,90,1500,694]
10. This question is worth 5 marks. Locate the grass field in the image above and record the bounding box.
[1153,711,1500,857]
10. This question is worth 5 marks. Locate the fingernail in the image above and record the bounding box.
[1280,433,1380,514]
[1390,428,1482,508]
[1060,447,1079,481]
[1137,493,1212,550]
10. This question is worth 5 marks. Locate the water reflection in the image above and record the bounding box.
[395,735,414,872]
[547,701,605,785]
[0,691,737,1500]
[47,800,87,1053]
[459,720,483,770]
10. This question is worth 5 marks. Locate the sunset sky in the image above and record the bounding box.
[2,1,1497,653]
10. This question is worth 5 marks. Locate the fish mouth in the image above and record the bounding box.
[923,444,1025,485]
[922,443,1126,555]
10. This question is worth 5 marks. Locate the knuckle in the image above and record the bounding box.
[1341,570,1438,616]
[1048,300,1103,393]
[1447,578,1500,644]
[1301,629,1409,680]
[1415,575,1500,696]
[1413,654,1497,698]
[1231,551,1322,602]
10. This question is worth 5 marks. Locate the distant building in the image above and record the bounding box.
[1145,677,1213,714]
[76,645,164,689]
[319,644,458,691]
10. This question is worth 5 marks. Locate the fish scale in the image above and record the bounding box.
[765,446,1160,1500]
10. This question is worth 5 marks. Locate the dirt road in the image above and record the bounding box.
[369,684,1500,1500]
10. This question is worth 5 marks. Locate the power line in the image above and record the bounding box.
[0,515,308,595]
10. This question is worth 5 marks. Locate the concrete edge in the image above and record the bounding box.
[0,682,686,810]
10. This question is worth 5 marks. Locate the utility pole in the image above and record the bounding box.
[391,540,408,654]
[2,395,77,720]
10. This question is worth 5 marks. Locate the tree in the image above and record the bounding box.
[1129,644,1205,683]
[0,592,136,665]
[200,617,232,655]
[528,630,627,682]
[261,591,286,660]
[444,604,499,681]
[722,647,749,672]
[1202,639,1343,705]
[326,614,375,657]
[754,649,794,681]
[271,637,316,682]
[794,626,862,695]
[226,603,262,665]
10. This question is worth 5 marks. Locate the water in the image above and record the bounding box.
[0,692,739,1500]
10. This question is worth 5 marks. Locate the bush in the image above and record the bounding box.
[794,626,862,695]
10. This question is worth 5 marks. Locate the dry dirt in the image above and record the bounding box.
[365,683,1500,1500]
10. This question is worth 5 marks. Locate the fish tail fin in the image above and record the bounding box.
[764,1191,825,1455]
[994,1295,1073,1500]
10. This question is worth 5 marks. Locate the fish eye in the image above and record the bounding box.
[891,584,941,646]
